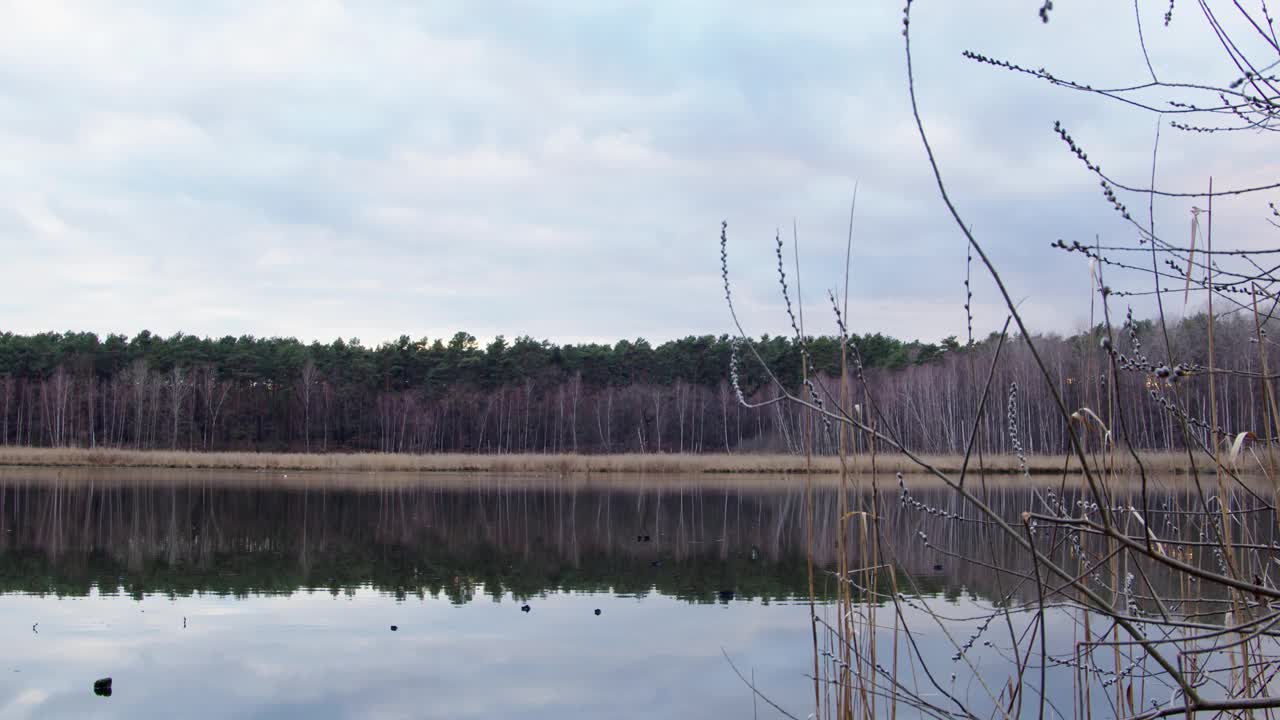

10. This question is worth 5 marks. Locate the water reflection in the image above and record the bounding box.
[0,471,848,720]
[2,471,1261,607]
[3,470,1268,719]
[0,473,839,602]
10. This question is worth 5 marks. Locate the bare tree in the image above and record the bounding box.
[198,364,231,450]
[0,375,12,445]
[166,366,191,450]
[297,359,318,453]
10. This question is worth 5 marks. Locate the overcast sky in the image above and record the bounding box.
[0,1,1273,346]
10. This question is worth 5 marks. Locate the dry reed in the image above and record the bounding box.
[0,446,1228,477]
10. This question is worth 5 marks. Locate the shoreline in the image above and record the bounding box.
[0,446,1227,477]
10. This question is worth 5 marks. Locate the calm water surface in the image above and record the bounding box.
[0,471,850,719]
[0,470,1200,719]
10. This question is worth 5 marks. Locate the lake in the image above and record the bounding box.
[0,469,1258,719]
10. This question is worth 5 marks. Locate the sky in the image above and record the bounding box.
[0,1,1275,347]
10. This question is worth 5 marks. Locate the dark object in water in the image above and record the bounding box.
[718,590,735,600]
[390,625,398,631]
[594,609,601,616]
[520,604,531,613]
[636,534,651,542]
[650,560,662,567]
[93,678,112,697]
[933,564,944,572]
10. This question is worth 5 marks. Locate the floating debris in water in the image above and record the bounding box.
[520,604,531,613]
[31,623,37,634]
[650,560,662,567]
[93,678,113,697]
[390,625,398,631]
[718,590,735,601]
[594,609,601,616]
[933,564,944,572]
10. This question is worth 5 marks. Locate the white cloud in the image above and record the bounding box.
[0,1,1260,345]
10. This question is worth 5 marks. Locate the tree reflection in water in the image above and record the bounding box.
[0,472,1240,614]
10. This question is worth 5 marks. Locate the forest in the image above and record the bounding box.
[0,311,1263,456]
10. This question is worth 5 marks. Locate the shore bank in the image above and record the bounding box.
[0,446,1228,476]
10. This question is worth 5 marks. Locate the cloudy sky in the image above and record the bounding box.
[0,1,1272,346]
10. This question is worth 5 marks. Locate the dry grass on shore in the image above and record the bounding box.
[0,446,1225,476]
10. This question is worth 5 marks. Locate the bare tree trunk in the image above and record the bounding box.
[523,379,532,452]
[131,360,148,449]
[720,381,730,453]
[321,381,332,452]
[677,381,686,453]
[200,366,231,451]
[26,388,35,446]
[168,366,189,451]
[86,374,97,448]
[398,394,410,453]
[595,393,609,452]
[0,376,11,445]
[653,390,662,453]
[298,359,317,453]
[571,373,580,453]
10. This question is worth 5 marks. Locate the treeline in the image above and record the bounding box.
[0,329,950,454]
[0,314,1268,455]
